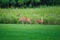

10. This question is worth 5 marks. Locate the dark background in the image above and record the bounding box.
[0,0,60,8]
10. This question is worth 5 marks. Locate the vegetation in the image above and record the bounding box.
[0,0,60,40]
[0,6,60,24]
[0,0,60,8]
[0,24,60,40]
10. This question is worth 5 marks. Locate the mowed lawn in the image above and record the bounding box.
[0,24,60,40]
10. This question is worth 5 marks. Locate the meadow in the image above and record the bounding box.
[0,24,60,40]
[0,6,60,24]
[0,6,60,40]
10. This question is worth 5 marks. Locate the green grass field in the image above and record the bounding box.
[0,6,60,40]
[0,24,60,40]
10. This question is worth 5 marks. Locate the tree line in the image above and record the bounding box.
[0,0,60,8]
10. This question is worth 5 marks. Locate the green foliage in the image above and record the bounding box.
[0,0,60,8]
[29,4,32,8]
[0,6,60,24]
[10,0,16,5]
[0,0,9,4]
[18,0,24,4]
[35,0,40,2]
[31,0,40,2]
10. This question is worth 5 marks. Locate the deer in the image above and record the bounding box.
[34,14,43,24]
[24,17,31,24]
[18,17,24,24]
[18,16,31,24]
[34,19,43,24]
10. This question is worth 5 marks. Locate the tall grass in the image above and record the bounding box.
[0,6,60,24]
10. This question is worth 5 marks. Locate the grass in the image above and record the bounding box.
[0,6,60,24]
[0,6,60,40]
[0,24,60,40]
[0,6,60,19]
